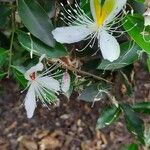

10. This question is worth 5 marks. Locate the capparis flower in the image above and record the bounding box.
[24,55,60,118]
[52,0,127,62]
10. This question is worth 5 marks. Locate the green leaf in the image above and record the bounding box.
[123,14,150,55]
[18,0,55,47]
[11,65,27,88]
[96,105,121,129]
[133,102,150,114]
[42,89,58,104]
[130,0,145,14]
[0,72,7,80]
[127,143,138,150]
[0,47,8,66]
[147,54,150,73]
[17,30,68,58]
[100,0,106,6]
[134,0,144,3]
[80,0,91,16]
[78,82,110,102]
[98,42,141,70]
[0,4,11,29]
[121,104,145,144]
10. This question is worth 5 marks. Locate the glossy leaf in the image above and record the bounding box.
[18,0,55,47]
[127,143,138,150]
[96,105,121,129]
[78,83,110,102]
[0,72,7,80]
[11,65,27,88]
[98,42,141,70]
[123,15,150,55]
[0,4,11,29]
[121,104,145,144]
[0,47,8,66]
[17,30,68,58]
[133,102,150,114]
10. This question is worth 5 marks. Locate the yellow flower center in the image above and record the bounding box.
[94,0,116,27]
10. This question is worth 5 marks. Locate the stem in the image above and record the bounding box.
[48,59,113,84]
[7,8,15,78]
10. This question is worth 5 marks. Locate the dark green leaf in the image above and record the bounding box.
[0,4,11,29]
[123,15,150,55]
[133,102,150,114]
[18,0,55,47]
[127,143,138,150]
[100,0,106,6]
[121,104,145,144]
[11,65,27,88]
[98,42,141,70]
[78,83,110,102]
[0,47,8,66]
[17,30,68,58]
[96,105,121,129]
[0,72,7,80]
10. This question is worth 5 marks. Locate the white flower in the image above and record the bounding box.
[52,0,127,62]
[24,55,60,118]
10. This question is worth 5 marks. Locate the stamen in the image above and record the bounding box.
[38,63,60,78]
[60,0,93,27]
[76,30,99,52]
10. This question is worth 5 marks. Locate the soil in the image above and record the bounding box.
[0,62,150,150]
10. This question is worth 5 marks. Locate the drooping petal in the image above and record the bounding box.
[104,0,127,24]
[52,26,93,44]
[99,30,120,62]
[25,54,45,81]
[61,72,70,93]
[24,83,36,118]
[37,76,60,92]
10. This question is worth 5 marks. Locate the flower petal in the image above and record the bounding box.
[25,55,45,80]
[24,83,36,118]
[37,76,60,92]
[99,30,120,62]
[104,0,127,24]
[61,72,70,93]
[90,0,116,26]
[90,0,101,23]
[52,26,93,44]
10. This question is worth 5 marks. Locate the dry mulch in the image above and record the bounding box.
[0,62,150,150]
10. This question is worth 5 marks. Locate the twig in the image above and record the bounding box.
[48,59,113,84]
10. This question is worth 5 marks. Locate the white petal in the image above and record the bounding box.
[25,55,45,80]
[61,72,70,93]
[52,26,93,44]
[37,76,60,92]
[99,30,120,62]
[105,0,127,24]
[24,83,36,118]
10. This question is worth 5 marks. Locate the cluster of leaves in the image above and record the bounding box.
[0,0,150,148]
